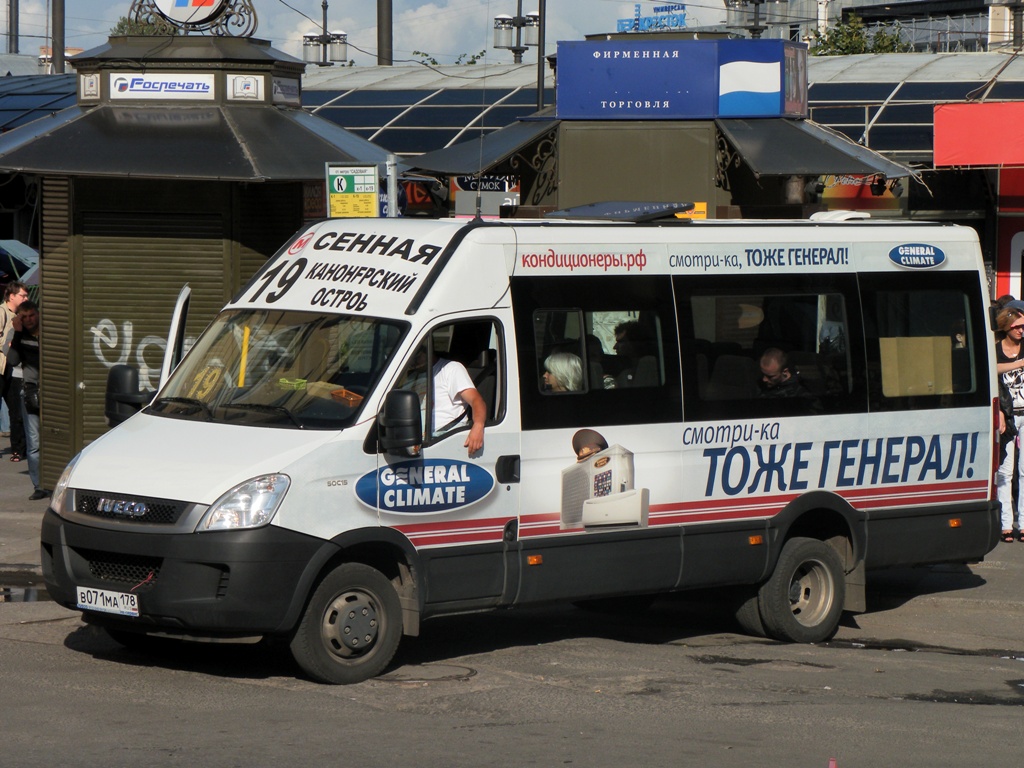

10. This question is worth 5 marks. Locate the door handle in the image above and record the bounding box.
[496,455,520,484]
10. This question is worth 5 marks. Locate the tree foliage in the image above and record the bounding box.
[110,15,179,36]
[413,50,486,66]
[810,14,912,56]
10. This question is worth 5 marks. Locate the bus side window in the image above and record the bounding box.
[676,275,862,420]
[860,272,986,412]
[394,318,505,440]
[512,275,682,430]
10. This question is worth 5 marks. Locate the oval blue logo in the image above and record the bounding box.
[888,243,945,269]
[355,459,495,514]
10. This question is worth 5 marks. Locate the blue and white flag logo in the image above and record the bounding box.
[718,60,781,116]
[355,459,495,514]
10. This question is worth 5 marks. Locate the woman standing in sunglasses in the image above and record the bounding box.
[995,305,1024,542]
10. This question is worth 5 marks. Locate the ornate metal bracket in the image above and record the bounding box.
[715,129,740,191]
[129,0,259,37]
[509,127,558,206]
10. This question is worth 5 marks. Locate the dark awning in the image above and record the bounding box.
[0,104,392,181]
[410,116,558,175]
[716,118,913,179]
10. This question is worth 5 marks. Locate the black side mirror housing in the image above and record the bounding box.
[105,365,152,427]
[378,390,423,453]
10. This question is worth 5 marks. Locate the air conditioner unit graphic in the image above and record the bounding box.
[560,444,650,529]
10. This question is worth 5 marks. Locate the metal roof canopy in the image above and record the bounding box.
[411,115,557,174]
[0,35,394,181]
[0,103,392,181]
[716,118,913,178]
[3,52,1024,166]
[410,114,911,179]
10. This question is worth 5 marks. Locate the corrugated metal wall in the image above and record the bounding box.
[80,209,227,443]
[39,177,74,488]
[37,178,303,489]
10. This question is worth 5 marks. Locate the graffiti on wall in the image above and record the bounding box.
[90,318,192,391]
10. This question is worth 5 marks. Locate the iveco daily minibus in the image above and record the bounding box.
[40,210,1000,683]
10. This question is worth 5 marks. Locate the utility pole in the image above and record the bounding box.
[53,0,65,74]
[378,0,392,66]
[1014,1,1023,50]
[7,0,18,55]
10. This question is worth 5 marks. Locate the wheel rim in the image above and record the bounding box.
[321,589,381,660]
[786,558,834,627]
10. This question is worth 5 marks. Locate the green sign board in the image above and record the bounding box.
[326,164,378,218]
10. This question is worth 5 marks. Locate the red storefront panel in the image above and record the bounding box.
[935,103,1024,166]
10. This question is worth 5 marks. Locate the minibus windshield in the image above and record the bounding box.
[148,309,406,429]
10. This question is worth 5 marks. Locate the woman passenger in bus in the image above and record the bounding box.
[543,352,583,392]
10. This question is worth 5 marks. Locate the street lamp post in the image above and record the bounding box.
[302,0,348,66]
[493,0,540,64]
[494,0,546,109]
[726,0,787,39]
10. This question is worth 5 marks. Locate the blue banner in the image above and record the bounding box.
[556,39,807,120]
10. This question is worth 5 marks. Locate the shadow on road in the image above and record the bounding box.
[58,594,765,683]
[864,563,986,610]
[54,562,988,684]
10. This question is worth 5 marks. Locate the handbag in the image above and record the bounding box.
[22,382,39,415]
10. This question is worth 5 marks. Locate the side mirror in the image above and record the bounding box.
[378,390,423,453]
[105,365,152,427]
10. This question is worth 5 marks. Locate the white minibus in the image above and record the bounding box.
[41,211,1000,683]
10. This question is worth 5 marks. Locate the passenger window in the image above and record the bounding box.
[395,319,503,440]
[512,275,681,430]
[676,274,861,420]
[861,273,986,411]
[533,309,666,394]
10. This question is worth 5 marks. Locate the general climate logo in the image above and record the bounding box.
[355,459,495,514]
[888,244,946,269]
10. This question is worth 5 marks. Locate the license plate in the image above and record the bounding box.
[76,586,140,618]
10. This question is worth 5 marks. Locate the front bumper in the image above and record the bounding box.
[40,509,333,636]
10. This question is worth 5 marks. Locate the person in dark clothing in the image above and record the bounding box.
[758,347,811,398]
[1,280,28,461]
[13,300,45,499]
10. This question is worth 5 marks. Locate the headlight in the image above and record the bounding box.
[51,453,81,517]
[197,474,290,532]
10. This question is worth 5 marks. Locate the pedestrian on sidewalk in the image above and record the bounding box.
[14,300,46,500]
[0,280,28,462]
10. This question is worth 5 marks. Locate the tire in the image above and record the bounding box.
[758,537,845,644]
[290,563,403,685]
[731,589,768,638]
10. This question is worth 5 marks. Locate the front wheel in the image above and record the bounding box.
[290,563,403,684]
[758,537,845,644]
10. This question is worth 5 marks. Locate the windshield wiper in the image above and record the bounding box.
[221,402,304,428]
[149,397,214,421]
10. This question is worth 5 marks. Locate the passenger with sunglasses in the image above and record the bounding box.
[995,306,1024,542]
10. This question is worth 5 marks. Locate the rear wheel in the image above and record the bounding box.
[290,563,403,685]
[758,537,845,643]
[731,589,768,638]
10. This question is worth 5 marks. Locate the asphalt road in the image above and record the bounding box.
[1,452,1022,768]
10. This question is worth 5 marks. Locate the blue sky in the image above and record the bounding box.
[6,1,726,65]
